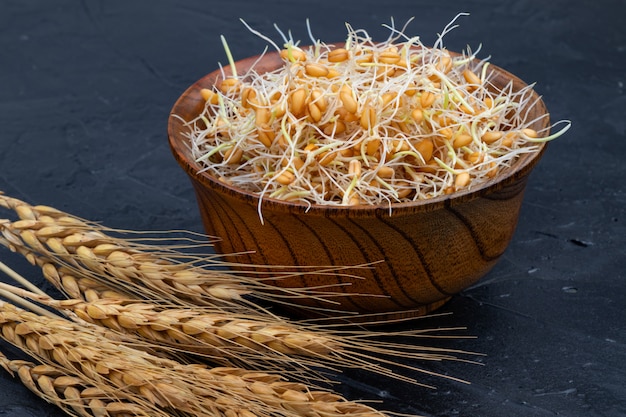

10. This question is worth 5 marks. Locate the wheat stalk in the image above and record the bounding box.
[0,192,364,315]
[0,299,394,417]
[0,278,476,387]
[1,192,478,387]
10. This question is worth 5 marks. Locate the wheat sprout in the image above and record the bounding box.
[181,16,570,213]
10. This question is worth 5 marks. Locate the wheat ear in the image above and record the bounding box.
[1,278,477,388]
[0,299,394,417]
[0,192,363,314]
[1,229,126,304]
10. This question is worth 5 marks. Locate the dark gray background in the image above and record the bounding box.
[1,1,625,416]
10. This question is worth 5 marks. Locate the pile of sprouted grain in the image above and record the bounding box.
[183,16,570,208]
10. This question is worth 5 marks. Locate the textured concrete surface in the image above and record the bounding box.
[1,1,625,416]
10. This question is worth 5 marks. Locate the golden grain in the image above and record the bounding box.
[360,105,376,130]
[462,69,481,86]
[305,63,330,78]
[280,48,307,62]
[411,108,424,124]
[255,107,271,127]
[276,171,295,185]
[454,172,471,189]
[241,87,258,109]
[420,91,436,108]
[376,166,395,178]
[481,131,503,144]
[310,89,327,111]
[437,55,452,73]
[348,160,362,177]
[465,151,482,164]
[257,124,276,147]
[224,146,244,164]
[322,120,346,136]
[365,138,381,157]
[201,88,220,105]
[453,134,473,149]
[415,139,434,163]
[522,128,538,138]
[327,48,349,63]
[317,151,337,167]
[439,127,453,140]
[219,78,240,94]
[378,50,401,65]
[339,88,358,114]
[307,102,323,123]
[289,88,308,117]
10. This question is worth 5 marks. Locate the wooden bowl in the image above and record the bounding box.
[168,49,550,320]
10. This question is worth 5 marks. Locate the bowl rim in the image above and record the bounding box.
[168,48,550,217]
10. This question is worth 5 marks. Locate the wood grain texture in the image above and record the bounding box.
[168,48,550,319]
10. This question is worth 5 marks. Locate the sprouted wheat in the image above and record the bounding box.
[182,15,570,209]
